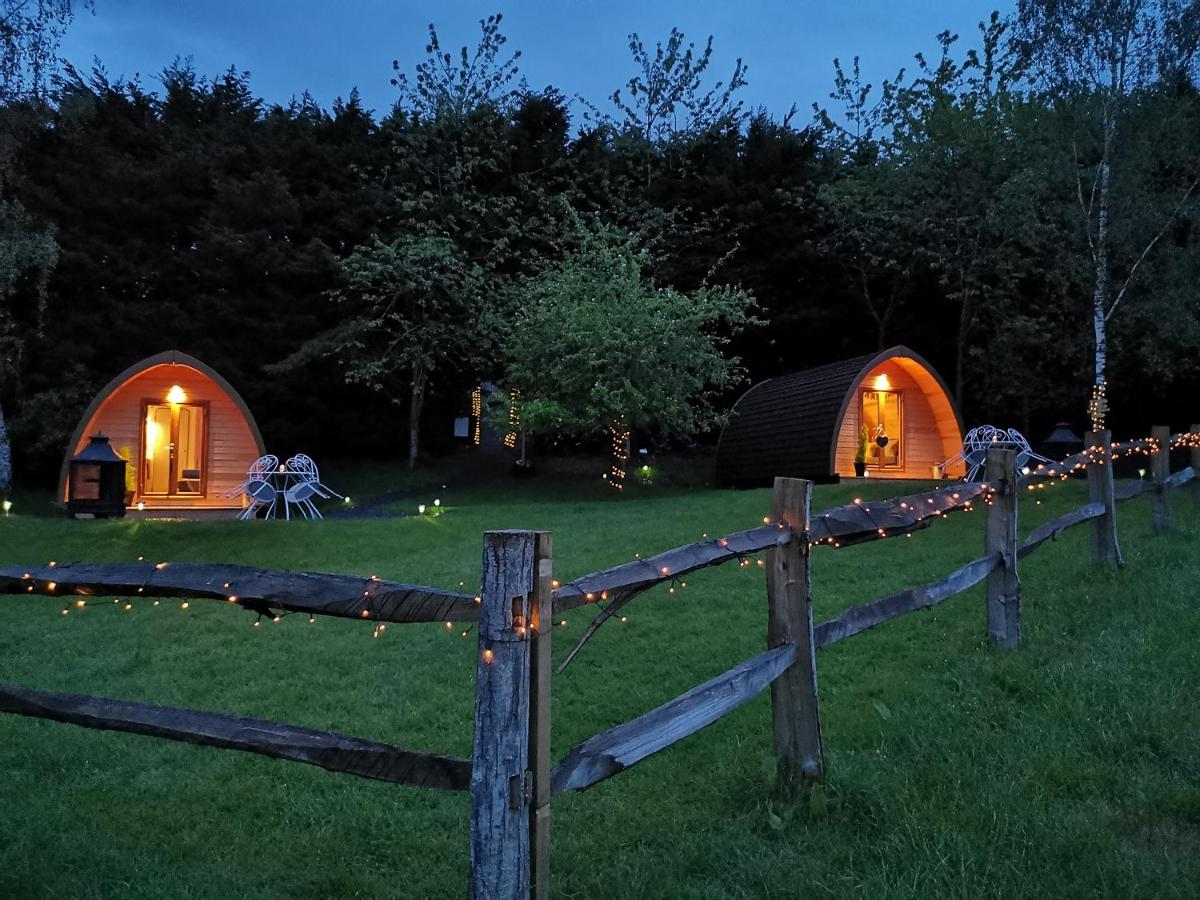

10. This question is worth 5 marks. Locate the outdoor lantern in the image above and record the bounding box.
[1042,422,1083,460]
[67,434,128,519]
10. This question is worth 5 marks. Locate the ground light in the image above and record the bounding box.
[2,499,11,516]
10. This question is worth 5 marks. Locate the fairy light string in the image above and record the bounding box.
[24,431,1200,646]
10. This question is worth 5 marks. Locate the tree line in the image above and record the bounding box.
[1,2,1198,490]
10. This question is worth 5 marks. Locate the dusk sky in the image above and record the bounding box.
[60,1,1015,122]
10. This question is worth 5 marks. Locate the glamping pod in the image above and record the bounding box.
[58,351,266,511]
[716,346,965,485]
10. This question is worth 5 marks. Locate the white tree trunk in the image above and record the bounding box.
[0,403,11,492]
[1090,155,1112,429]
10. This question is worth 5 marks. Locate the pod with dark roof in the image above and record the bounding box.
[715,347,965,485]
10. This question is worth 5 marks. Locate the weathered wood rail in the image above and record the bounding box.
[2,427,1196,899]
[0,562,478,624]
[0,682,471,789]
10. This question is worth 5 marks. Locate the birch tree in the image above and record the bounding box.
[0,200,57,493]
[1012,0,1200,429]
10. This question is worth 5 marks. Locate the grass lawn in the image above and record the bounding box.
[1,468,1198,899]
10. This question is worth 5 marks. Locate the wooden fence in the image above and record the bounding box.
[2,425,1198,899]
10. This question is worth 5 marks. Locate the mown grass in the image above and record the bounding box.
[1,470,1198,899]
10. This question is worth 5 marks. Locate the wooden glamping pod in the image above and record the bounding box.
[58,351,265,512]
[716,346,965,485]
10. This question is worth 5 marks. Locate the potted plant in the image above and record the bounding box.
[117,446,136,506]
[854,426,870,477]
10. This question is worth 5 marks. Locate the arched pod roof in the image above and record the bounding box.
[715,346,963,485]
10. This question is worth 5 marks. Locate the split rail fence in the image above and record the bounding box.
[2,425,1199,899]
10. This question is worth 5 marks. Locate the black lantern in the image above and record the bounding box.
[67,435,128,518]
[1042,422,1082,461]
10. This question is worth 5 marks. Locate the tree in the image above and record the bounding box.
[0,0,88,490]
[1012,0,1200,429]
[890,17,1040,408]
[392,13,522,123]
[502,217,756,483]
[0,199,56,492]
[0,0,94,102]
[603,27,748,144]
[273,235,487,469]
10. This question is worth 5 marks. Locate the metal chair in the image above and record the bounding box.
[283,479,323,520]
[941,425,1050,482]
[225,454,279,500]
[237,478,278,520]
[285,454,342,499]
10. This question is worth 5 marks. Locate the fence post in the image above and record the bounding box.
[984,448,1020,647]
[470,530,546,900]
[1192,423,1200,508]
[527,533,553,900]
[1084,429,1123,567]
[1151,425,1172,534]
[767,476,823,790]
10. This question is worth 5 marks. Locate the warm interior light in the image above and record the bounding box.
[166,384,186,404]
[871,372,891,391]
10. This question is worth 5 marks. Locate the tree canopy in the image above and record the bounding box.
[1,8,1199,485]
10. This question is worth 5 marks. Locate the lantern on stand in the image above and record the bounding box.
[67,435,128,519]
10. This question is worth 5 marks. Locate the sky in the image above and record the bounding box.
[59,1,1016,123]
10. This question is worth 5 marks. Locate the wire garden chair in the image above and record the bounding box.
[281,454,342,520]
[941,425,1050,482]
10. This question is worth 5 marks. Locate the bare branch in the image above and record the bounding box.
[1107,174,1200,322]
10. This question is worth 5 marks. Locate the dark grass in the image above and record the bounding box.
[1,473,1198,899]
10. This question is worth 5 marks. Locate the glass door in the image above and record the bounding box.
[142,403,207,497]
[861,390,903,469]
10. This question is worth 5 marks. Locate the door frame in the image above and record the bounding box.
[860,389,905,470]
[138,398,211,499]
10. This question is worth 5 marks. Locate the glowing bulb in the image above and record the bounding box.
[1,499,11,516]
[433,498,441,507]
[166,384,186,404]
[418,504,426,515]
[482,649,495,665]
[180,601,189,610]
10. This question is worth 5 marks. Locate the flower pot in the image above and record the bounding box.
[854,461,867,478]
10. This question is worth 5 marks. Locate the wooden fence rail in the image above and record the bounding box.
[0,682,471,789]
[0,562,477,624]
[2,427,1197,899]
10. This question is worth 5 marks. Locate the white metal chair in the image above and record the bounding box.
[225,454,279,500]
[237,478,278,520]
[941,425,1050,482]
[283,479,323,520]
[285,454,342,499]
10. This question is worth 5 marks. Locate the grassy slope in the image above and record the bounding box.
[0,474,1197,899]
